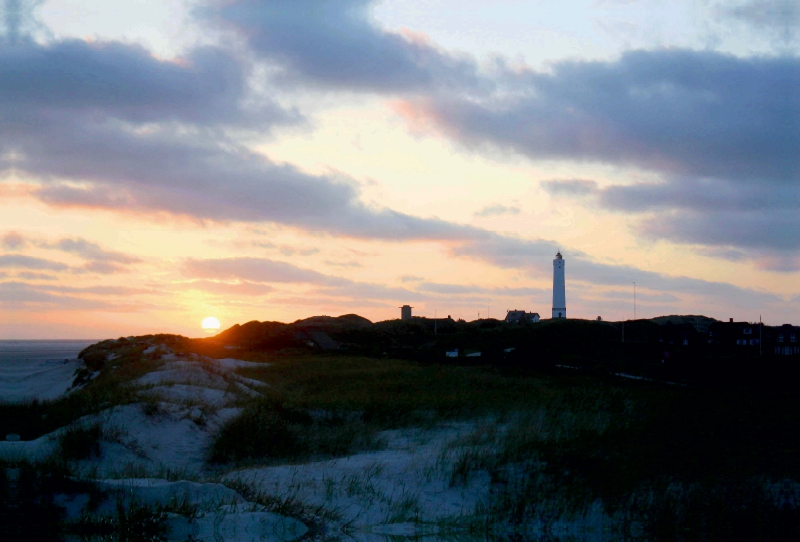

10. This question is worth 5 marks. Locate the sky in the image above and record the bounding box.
[0,0,798,339]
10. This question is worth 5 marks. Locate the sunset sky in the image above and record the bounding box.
[1,0,797,339]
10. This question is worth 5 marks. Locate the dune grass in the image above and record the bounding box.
[8,335,800,536]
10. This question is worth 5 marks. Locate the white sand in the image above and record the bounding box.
[3,345,504,537]
[226,424,494,527]
[0,357,82,402]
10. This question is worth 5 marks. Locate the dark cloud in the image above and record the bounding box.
[0,254,69,271]
[0,38,291,127]
[474,204,521,218]
[0,36,492,242]
[639,210,800,252]
[397,49,798,261]
[403,50,798,183]
[1,231,26,249]
[200,0,484,94]
[48,238,141,264]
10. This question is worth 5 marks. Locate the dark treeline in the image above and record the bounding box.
[209,314,800,390]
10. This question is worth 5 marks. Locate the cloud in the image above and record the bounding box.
[416,282,547,297]
[1,231,26,249]
[450,236,783,308]
[0,254,69,271]
[541,179,599,197]
[173,280,276,297]
[36,284,158,296]
[279,246,319,257]
[321,282,426,302]
[394,49,798,261]
[401,50,798,183]
[719,0,799,44]
[474,204,520,218]
[184,257,348,286]
[0,281,143,311]
[400,275,425,283]
[183,256,425,302]
[15,272,57,280]
[48,238,141,264]
[0,36,495,243]
[200,0,484,94]
[325,260,363,268]
[0,38,292,127]
[80,261,129,275]
[593,289,681,303]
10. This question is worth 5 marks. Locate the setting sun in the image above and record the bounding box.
[201,317,221,333]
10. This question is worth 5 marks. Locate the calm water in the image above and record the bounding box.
[0,340,97,363]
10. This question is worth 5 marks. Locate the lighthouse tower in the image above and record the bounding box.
[552,251,566,319]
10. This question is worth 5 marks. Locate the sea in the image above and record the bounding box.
[0,340,97,364]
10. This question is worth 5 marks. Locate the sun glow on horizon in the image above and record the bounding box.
[201,316,221,333]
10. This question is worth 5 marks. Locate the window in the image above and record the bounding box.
[791,334,797,343]
[743,328,752,335]
[750,339,760,345]
[778,334,784,343]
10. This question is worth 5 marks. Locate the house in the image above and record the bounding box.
[707,320,799,357]
[771,324,800,356]
[505,310,540,324]
[707,320,762,348]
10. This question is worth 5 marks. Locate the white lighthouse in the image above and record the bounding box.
[552,251,566,319]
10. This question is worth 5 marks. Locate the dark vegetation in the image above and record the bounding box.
[202,314,800,536]
[208,313,800,389]
[4,314,800,537]
[0,459,169,542]
[57,423,103,461]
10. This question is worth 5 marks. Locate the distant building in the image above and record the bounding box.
[774,324,800,356]
[505,310,540,324]
[707,320,799,356]
[552,251,566,319]
[400,305,413,321]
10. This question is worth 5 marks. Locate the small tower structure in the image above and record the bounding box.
[400,305,413,321]
[552,251,566,319]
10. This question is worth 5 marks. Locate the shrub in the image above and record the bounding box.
[209,395,383,464]
[59,424,103,461]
